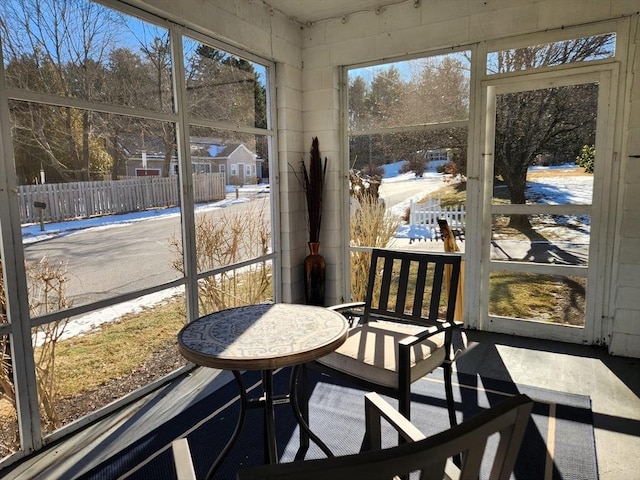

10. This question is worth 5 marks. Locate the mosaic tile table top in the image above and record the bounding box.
[178,303,348,370]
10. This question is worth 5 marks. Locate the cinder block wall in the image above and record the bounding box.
[612,19,640,357]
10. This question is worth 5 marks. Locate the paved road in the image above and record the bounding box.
[23,195,269,308]
[24,213,182,307]
[378,175,443,213]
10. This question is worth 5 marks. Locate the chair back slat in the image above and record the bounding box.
[411,261,428,317]
[394,258,411,314]
[428,261,445,322]
[362,249,462,327]
[376,254,394,311]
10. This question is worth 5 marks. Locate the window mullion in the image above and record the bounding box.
[0,50,43,453]
[170,26,198,323]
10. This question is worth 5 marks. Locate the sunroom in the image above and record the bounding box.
[0,0,638,479]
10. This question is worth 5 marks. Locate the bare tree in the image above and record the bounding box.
[492,35,611,229]
[1,0,123,181]
[348,56,469,172]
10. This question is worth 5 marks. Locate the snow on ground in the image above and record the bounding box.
[391,163,593,242]
[381,161,454,240]
[33,287,183,346]
[527,173,593,205]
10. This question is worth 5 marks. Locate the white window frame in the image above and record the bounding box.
[0,0,278,462]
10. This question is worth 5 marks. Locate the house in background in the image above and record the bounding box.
[124,137,262,183]
[197,141,263,185]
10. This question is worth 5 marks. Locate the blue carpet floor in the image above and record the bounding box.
[77,368,597,480]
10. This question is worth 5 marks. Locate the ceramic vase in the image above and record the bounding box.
[304,242,326,306]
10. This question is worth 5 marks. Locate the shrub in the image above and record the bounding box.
[169,202,272,314]
[349,195,401,302]
[1,255,71,454]
[575,145,595,173]
[399,154,427,177]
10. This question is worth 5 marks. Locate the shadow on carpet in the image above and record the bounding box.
[78,368,597,480]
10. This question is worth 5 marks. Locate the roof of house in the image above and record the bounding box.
[212,143,243,158]
[121,137,256,161]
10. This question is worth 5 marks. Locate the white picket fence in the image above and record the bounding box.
[19,173,226,224]
[409,195,466,240]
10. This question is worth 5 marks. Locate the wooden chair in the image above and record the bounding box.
[307,248,463,425]
[236,392,533,480]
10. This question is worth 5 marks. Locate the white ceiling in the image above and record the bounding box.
[265,0,399,24]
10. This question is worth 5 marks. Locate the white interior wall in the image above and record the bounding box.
[611,18,640,357]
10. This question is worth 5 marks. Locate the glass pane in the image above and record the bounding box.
[489,271,586,326]
[180,128,271,275]
[491,214,590,265]
[350,128,467,251]
[348,51,470,131]
[493,84,597,207]
[10,102,184,313]
[1,0,173,112]
[487,33,615,74]
[33,290,187,434]
[183,37,268,128]
[197,260,274,316]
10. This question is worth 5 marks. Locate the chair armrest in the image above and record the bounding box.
[398,321,455,348]
[327,301,365,312]
[328,302,366,326]
[364,391,426,450]
[172,438,197,480]
[364,392,461,480]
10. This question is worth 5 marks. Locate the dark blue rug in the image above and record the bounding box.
[77,368,597,480]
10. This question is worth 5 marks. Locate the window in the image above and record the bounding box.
[0,0,274,460]
[347,51,471,290]
[487,33,616,75]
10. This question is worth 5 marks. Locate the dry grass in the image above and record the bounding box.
[170,202,273,314]
[489,272,586,325]
[350,195,402,301]
[51,298,185,398]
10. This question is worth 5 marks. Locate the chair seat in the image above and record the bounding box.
[316,320,446,389]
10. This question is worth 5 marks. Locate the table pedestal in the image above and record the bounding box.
[205,367,333,480]
[177,304,348,479]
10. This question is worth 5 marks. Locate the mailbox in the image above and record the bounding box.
[33,201,47,231]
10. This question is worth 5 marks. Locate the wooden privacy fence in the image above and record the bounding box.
[18,173,226,224]
[409,195,466,240]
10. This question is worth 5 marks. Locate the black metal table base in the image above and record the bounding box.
[205,367,333,480]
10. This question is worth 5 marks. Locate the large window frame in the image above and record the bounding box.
[470,20,625,344]
[0,0,277,463]
[342,47,473,300]
[342,18,628,342]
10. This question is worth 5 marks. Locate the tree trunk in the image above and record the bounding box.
[506,169,532,229]
[82,110,90,181]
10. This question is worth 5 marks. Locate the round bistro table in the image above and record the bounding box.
[177,303,348,479]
